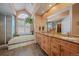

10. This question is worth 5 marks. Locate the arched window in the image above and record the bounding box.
[18,13,28,19]
[16,13,33,35]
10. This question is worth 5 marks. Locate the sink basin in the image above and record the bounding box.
[68,37,76,41]
[61,35,76,41]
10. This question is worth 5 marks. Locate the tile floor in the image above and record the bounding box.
[0,43,47,56]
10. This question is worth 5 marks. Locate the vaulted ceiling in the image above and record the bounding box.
[0,3,56,16]
[0,3,15,15]
[35,3,56,15]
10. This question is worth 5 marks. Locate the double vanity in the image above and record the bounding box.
[36,32,79,56]
[35,3,79,56]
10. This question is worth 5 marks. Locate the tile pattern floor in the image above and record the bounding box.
[0,43,47,56]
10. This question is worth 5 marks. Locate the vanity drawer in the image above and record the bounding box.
[69,43,79,53]
[60,39,79,53]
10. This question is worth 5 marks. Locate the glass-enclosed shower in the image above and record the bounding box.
[0,14,15,46]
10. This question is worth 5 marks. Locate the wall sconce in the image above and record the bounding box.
[39,26,41,31]
[42,26,44,31]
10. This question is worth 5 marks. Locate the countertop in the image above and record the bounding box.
[36,32,79,45]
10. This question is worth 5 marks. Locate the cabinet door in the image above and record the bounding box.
[51,42,60,56]
[36,33,39,43]
[45,36,50,55]
[36,33,41,45]
[41,35,51,55]
[50,37,61,56]
[61,46,71,56]
[51,47,60,56]
[60,39,79,56]
[39,34,42,46]
[41,35,46,49]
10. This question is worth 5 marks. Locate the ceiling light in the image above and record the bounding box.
[49,4,52,7]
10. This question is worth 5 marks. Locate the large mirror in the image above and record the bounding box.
[47,21,57,33]
[47,10,71,35]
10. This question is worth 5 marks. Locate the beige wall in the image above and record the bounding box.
[34,14,47,32]
[72,4,79,35]
[34,14,42,32]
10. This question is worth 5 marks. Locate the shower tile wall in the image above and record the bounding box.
[0,14,14,45]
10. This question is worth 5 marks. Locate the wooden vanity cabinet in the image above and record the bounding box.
[36,33,79,56]
[40,34,46,51]
[60,45,79,56]
[50,37,79,56]
[36,33,51,55]
[36,33,41,45]
[41,35,51,55]
[60,40,79,56]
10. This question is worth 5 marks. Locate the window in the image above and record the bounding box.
[18,13,28,19]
